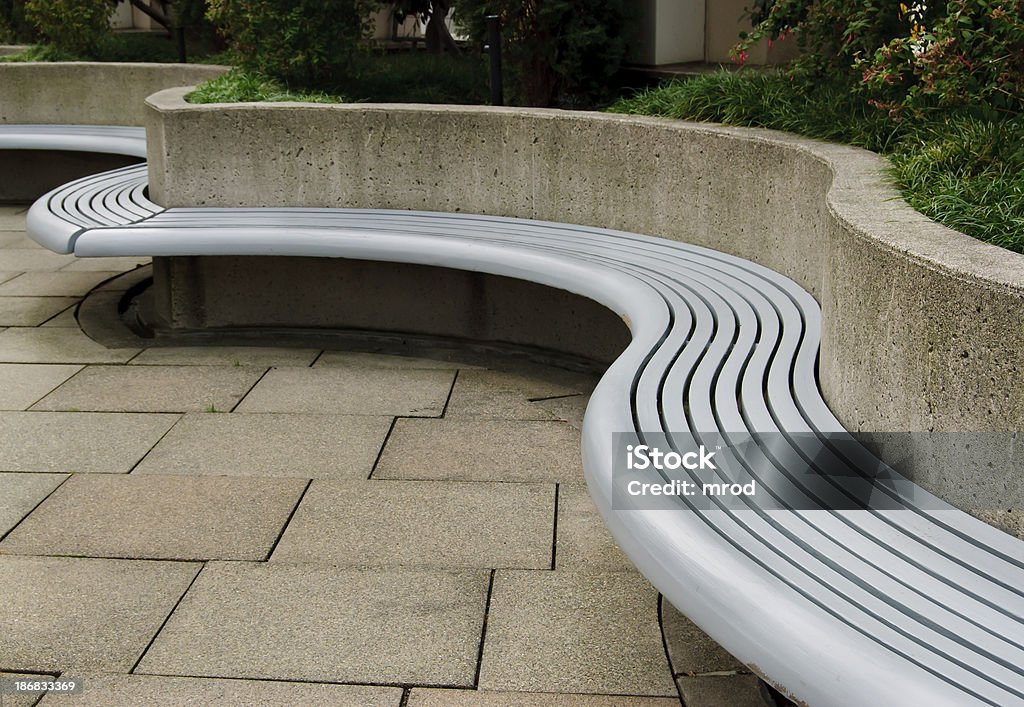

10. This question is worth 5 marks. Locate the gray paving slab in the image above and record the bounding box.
[0,412,178,473]
[0,555,200,672]
[0,472,67,536]
[130,346,319,367]
[134,413,392,479]
[0,364,82,410]
[315,350,472,369]
[271,480,554,569]
[445,369,582,421]
[0,249,75,272]
[37,674,402,707]
[0,328,139,364]
[661,599,747,676]
[0,474,306,561]
[38,306,78,327]
[555,484,633,571]
[31,365,265,413]
[408,689,679,706]
[0,297,77,327]
[0,270,21,285]
[0,230,37,247]
[479,570,676,696]
[675,675,774,707]
[236,367,454,416]
[0,271,124,297]
[1,672,50,707]
[136,562,490,687]
[59,256,150,272]
[376,419,584,483]
[534,393,590,429]
[0,207,26,230]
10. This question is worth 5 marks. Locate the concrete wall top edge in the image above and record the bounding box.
[145,86,1024,297]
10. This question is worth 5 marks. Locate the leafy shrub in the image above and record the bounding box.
[0,0,35,43]
[23,0,113,56]
[454,0,636,108]
[862,0,1024,119]
[207,0,382,89]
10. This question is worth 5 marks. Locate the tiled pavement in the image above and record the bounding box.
[0,205,775,706]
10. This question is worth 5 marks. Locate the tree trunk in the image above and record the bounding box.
[424,0,460,54]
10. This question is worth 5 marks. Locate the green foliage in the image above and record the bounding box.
[453,0,636,108]
[862,0,1024,119]
[611,72,1024,252]
[23,0,113,56]
[187,68,344,103]
[0,0,35,43]
[206,0,382,89]
[342,51,488,104]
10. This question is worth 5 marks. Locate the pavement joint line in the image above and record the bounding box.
[0,473,73,543]
[0,551,225,563]
[307,349,326,367]
[657,594,687,705]
[399,687,411,707]
[550,484,560,570]
[527,392,588,403]
[439,368,460,418]
[472,569,496,689]
[368,416,399,480]
[228,365,273,413]
[264,478,313,561]
[36,301,79,327]
[125,671,472,691]
[129,561,205,675]
[126,413,187,475]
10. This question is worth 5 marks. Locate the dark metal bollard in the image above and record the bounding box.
[485,14,503,106]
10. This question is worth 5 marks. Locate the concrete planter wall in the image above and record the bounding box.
[0,62,228,126]
[142,89,1024,517]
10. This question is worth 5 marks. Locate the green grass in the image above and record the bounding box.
[187,69,343,104]
[0,32,226,64]
[186,51,488,106]
[610,71,1024,252]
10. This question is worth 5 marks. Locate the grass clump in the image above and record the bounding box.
[186,69,343,104]
[611,72,1024,252]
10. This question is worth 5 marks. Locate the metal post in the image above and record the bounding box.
[485,15,503,106]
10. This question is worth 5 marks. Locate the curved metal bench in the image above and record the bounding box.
[12,130,1024,707]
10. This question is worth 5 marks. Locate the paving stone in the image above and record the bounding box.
[675,675,774,707]
[534,393,590,430]
[0,271,124,297]
[0,472,67,536]
[236,367,454,416]
[0,328,139,364]
[0,412,178,473]
[0,474,306,561]
[555,484,633,571]
[316,350,471,369]
[134,413,391,479]
[271,480,554,569]
[0,270,21,284]
[37,674,402,707]
[0,297,77,326]
[408,689,679,706]
[376,419,584,483]
[444,369,584,421]
[0,249,75,272]
[39,306,77,327]
[0,555,200,672]
[136,562,490,687]
[661,599,747,676]
[0,207,26,230]
[32,365,265,413]
[59,256,150,272]
[1,673,48,707]
[0,230,37,247]
[0,364,82,410]
[479,570,676,696]
[130,346,319,367]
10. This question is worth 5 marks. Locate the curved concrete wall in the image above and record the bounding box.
[0,63,227,126]
[144,89,1024,518]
